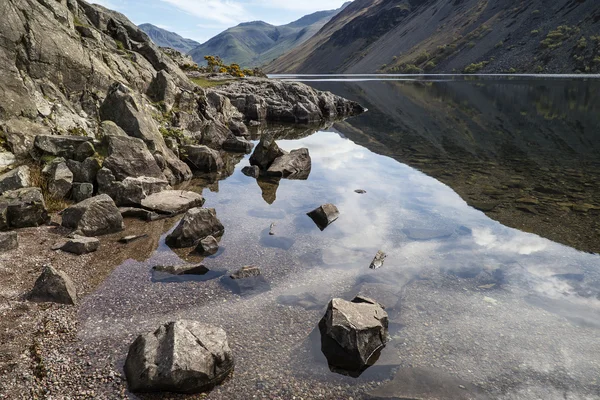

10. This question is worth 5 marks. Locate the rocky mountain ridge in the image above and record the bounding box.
[138,23,200,54]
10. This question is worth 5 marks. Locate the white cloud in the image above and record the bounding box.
[160,0,249,24]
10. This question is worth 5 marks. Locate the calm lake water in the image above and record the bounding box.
[80,76,600,399]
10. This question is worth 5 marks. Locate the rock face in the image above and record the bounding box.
[0,166,30,194]
[61,235,100,255]
[34,135,93,160]
[166,208,224,248]
[28,266,77,305]
[319,296,388,375]
[102,135,165,181]
[0,231,18,252]
[124,320,234,394]
[267,148,311,179]
[307,204,340,231]
[140,190,205,215]
[196,236,219,256]
[0,188,49,229]
[181,145,224,173]
[61,194,124,236]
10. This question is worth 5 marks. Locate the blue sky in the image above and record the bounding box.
[91,0,349,44]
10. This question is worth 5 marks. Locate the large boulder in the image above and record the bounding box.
[61,194,124,236]
[249,137,286,170]
[102,135,165,181]
[97,168,170,206]
[27,266,77,305]
[0,165,31,194]
[307,203,340,231]
[0,188,49,229]
[124,320,234,394]
[319,296,389,375]
[33,135,93,160]
[181,145,224,173]
[222,137,254,154]
[140,190,205,215]
[267,148,311,179]
[0,231,18,252]
[0,152,17,172]
[42,158,73,198]
[166,207,224,248]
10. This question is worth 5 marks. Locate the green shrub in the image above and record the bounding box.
[401,64,423,74]
[577,36,587,49]
[463,61,489,74]
[415,52,430,64]
[531,30,539,35]
[495,41,504,48]
[540,26,578,49]
[67,126,87,137]
[535,65,544,73]
[424,61,436,71]
[115,40,125,51]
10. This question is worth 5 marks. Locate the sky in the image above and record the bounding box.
[91,0,349,44]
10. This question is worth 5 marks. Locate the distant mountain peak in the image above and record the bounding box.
[138,23,200,54]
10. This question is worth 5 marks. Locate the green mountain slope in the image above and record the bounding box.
[139,23,200,54]
[266,0,600,74]
[189,4,349,68]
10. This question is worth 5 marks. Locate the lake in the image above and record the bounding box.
[80,76,600,399]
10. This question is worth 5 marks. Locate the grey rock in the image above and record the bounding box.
[222,137,254,154]
[0,166,31,194]
[0,204,7,231]
[230,266,261,280]
[181,145,224,173]
[61,235,100,255]
[267,148,311,179]
[249,137,286,170]
[241,165,260,178]
[141,190,205,215]
[0,231,18,252]
[71,183,94,203]
[369,250,387,269]
[124,320,234,393]
[355,189,367,194]
[74,141,96,162]
[0,152,17,172]
[195,235,219,256]
[200,123,231,150]
[105,176,170,206]
[66,157,102,183]
[28,266,77,305]
[61,194,124,236]
[153,264,210,275]
[98,121,128,138]
[43,158,73,198]
[34,135,92,159]
[166,207,224,248]
[307,203,340,231]
[147,70,177,112]
[119,207,161,221]
[319,296,388,375]
[0,188,49,229]
[102,135,165,181]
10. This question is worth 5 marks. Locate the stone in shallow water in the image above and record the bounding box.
[195,235,219,256]
[307,203,340,231]
[266,148,311,179]
[124,320,234,394]
[165,207,224,248]
[27,266,77,305]
[140,190,204,215]
[153,264,210,276]
[403,228,453,241]
[369,250,387,269]
[230,265,261,279]
[119,234,148,244]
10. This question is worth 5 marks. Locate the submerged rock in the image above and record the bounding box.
[61,235,100,255]
[196,235,219,256]
[0,231,18,252]
[153,264,210,276]
[307,203,340,231]
[28,266,77,305]
[166,207,224,248]
[319,296,388,376]
[61,194,124,236]
[140,190,204,215]
[230,266,261,280]
[267,148,311,179]
[0,166,30,195]
[124,320,234,393]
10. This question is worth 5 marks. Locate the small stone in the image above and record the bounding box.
[154,264,210,275]
[0,231,18,252]
[269,222,276,236]
[28,266,77,305]
[354,189,366,194]
[61,235,100,255]
[307,203,340,231]
[230,266,261,280]
[195,235,219,256]
[369,250,387,269]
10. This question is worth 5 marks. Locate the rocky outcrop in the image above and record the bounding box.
[101,135,165,181]
[124,320,234,393]
[166,207,224,248]
[319,296,388,376]
[0,188,50,229]
[61,194,124,236]
[217,79,364,123]
[0,166,30,194]
[307,203,340,231]
[27,266,77,305]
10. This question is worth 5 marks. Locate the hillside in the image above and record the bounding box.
[188,4,349,68]
[138,23,200,53]
[267,0,600,74]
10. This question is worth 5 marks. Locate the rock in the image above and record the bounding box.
[366,368,490,400]
[61,194,124,236]
[61,235,100,255]
[153,264,210,275]
[369,250,387,269]
[74,141,96,162]
[403,228,454,241]
[0,152,17,172]
[470,201,500,212]
[141,190,205,215]
[181,145,224,173]
[119,207,161,221]
[71,183,94,203]
[269,222,276,236]
[42,158,73,198]
[0,166,30,194]
[256,177,280,205]
[249,137,286,170]
[0,231,18,252]
[119,234,148,244]
[319,296,388,376]
[196,235,219,256]
[267,148,311,179]
[166,207,224,248]
[230,266,261,280]
[33,135,92,159]
[98,121,128,138]
[355,189,367,194]
[102,135,165,181]
[102,175,171,206]
[222,137,254,153]
[66,157,102,183]
[241,165,260,178]
[307,203,340,231]
[124,320,234,393]
[0,188,49,229]
[0,204,7,231]
[27,266,77,305]
[147,70,177,112]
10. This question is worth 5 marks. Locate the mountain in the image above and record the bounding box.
[189,4,350,68]
[139,23,200,53]
[267,0,600,74]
